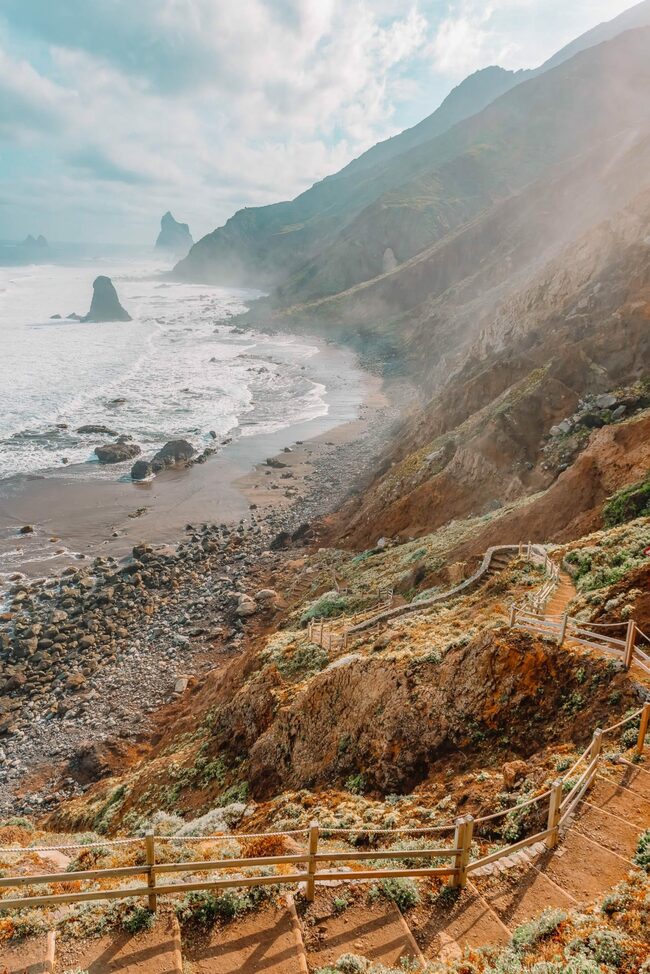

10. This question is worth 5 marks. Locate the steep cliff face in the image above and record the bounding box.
[175,23,650,310]
[155,211,193,256]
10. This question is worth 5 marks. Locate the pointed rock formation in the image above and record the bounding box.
[82,276,131,323]
[155,211,193,256]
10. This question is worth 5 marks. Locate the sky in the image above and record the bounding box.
[0,0,638,245]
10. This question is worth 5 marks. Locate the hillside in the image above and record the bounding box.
[3,8,650,972]
[174,5,650,304]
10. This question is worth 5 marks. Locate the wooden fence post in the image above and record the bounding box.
[558,612,568,647]
[546,780,563,849]
[623,621,636,670]
[526,542,531,560]
[145,830,157,911]
[636,701,650,756]
[451,815,473,888]
[509,604,517,627]
[306,822,319,902]
[590,728,603,763]
[319,620,324,644]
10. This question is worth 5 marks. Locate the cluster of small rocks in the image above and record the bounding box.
[0,390,401,817]
[544,385,650,472]
[549,387,650,439]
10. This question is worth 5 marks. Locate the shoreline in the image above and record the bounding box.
[0,336,409,817]
[0,337,374,585]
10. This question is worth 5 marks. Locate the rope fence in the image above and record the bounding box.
[2,544,648,913]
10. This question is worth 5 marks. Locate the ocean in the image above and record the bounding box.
[0,255,329,482]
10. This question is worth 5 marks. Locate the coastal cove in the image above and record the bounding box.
[0,337,387,584]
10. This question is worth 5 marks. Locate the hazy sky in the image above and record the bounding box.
[0,0,637,245]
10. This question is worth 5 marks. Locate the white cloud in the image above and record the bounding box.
[0,1,429,240]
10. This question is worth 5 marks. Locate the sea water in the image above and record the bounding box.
[0,255,328,481]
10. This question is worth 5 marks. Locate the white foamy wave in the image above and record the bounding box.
[0,258,327,480]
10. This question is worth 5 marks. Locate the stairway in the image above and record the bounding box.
[543,570,577,616]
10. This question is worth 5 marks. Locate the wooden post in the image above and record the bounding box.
[319,620,324,645]
[343,628,348,650]
[546,780,563,849]
[451,815,473,888]
[558,612,568,647]
[518,542,523,556]
[590,728,603,763]
[145,829,157,911]
[623,620,635,670]
[544,551,548,571]
[509,604,516,627]
[527,542,531,560]
[636,701,650,756]
[305,822,319,902]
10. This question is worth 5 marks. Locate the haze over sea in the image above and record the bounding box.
[0,254,329,482]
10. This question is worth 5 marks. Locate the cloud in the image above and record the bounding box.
[0,0,637,242]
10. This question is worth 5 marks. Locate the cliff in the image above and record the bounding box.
[155,211,193,256]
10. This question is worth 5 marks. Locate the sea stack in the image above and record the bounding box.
[155,211,193,256]
[82,276,132,323]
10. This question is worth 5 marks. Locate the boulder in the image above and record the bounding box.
[94,442,141,464]
[82,276,132,323]
[131,459,153,481]
[502,759,528,789]
[151,439,195,472]
[155,211,193,255]
[76,424,118,436]
[595,393,617,409]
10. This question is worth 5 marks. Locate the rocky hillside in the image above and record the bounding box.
[174,13,650,308]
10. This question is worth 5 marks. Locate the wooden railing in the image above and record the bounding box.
[2,704,648,915]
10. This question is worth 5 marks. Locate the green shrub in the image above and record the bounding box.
[634,829,650,871]
[511,908,567,950]
[371,877,420,911]
[301,593,350,623]
[121,905,155,935]
[345,773,366,795]
[276,642,328,677]
[603,476,650,526]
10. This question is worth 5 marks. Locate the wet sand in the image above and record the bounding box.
[0,340,388,581]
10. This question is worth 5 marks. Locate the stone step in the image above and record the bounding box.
[473,863,576,929]
[537,831,630,903]
[611,762,650,801]
[299,889,420,971]
[571,801,643,859]
[588,776,650,830]
[55,913,182,974]
[406,884,509,963]
[181,902,308,974]
[0,932,55,974]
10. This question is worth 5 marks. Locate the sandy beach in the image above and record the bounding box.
[0,339,387,584]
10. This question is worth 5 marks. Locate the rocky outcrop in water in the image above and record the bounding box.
[155,212,193,256]
[151,439,195,471]
[94,442,141,464]
[82,277,132,323]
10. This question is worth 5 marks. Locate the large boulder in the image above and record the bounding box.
[82,276,131,323]
[76,424,118,436]
[131,459,153,481]
[155,211,193,256]
[151,439,195,472]
[94,442,141,464]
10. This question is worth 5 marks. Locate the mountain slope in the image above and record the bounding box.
[174,5,650,296]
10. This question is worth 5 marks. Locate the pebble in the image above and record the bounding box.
[0,392,401,816]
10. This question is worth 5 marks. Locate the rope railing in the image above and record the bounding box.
[2,543,649,914]
[2,697,649,912]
